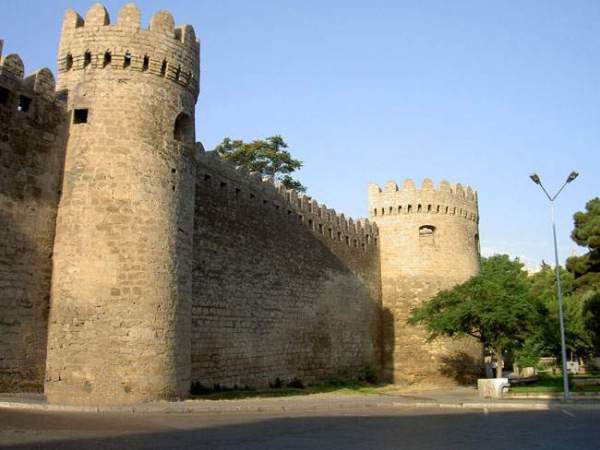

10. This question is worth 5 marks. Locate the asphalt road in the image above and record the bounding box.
[1,406,599,449]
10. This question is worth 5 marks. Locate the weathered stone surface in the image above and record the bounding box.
[0,4,483,406]
[478,378,509,399]
[44,5,199,405]
[369,180,482,385]
[0,48,67,392]
[192,153,381,389]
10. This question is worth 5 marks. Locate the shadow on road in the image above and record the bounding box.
[1,407,599,450]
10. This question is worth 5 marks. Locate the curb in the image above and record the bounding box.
[2,398,600,414]
[392,401,600,411]
[391,401,550,411]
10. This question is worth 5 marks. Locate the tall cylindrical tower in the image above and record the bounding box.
[45,4,200,404]
[369,178,481,385]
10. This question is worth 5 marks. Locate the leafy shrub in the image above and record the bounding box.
[360,366,379,384]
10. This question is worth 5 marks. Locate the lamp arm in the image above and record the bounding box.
[551,180,569,201]
[537,182,553,201]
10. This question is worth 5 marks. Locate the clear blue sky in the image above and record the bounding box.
[3,0,599,269]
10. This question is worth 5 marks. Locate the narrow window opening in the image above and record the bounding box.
[160,60,167,77]
[345,236,350,247]
[175,65,181,81]
[308,219,313,230]
[427,204,432,212]
[65,53,73,71]
[417,204,422,213]
[329,227,333,238]
[353,239,358,248]
[381,208,385,216]
[318,223,323,234]
[123,51,132,68]
[337,231,342,241]
[288,210,293,215]
[445,206,449,214]
[419,225,436,247]
[398,206,402,214]
[203,174,211,182]
[389,206,393,215]
[373,209,378,216]
[436,205,440,213]
[235,188,241,197]
[275,204,280,210]
[103,51,111,67]
[173,112,193,143]
[220,181,227,189]
[0,87,9,106]
[407,205,412,213]
[84,51,92,68]
[419,225,435,236]
[263,199,268,205]
[298,214,303,222]
[374,238,378,247]
[73,108,88,124]
[249,193,255,199]
[17,95,31,112]
[142,55,149,72]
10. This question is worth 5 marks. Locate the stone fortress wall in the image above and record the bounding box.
[368,179,482,384]
[0,44,67,391]
[0,3,481,404]
[44,4,200,405]
[192,152,381,389]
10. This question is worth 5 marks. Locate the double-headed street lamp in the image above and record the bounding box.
[530,171,579,401]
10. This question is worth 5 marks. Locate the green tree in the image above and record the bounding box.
[566,198,600,355]
[408,255,536,378]
[213,136,307,192]
[582,291,600,352]
[566,198,600,292]
[527,264,594,361]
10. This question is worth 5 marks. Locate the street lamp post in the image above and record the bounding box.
[529,171,579,402]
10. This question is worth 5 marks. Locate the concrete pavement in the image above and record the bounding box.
[1,386,599,415]
[1,402,600,449]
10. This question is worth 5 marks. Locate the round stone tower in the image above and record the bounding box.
[368,179,481,385]
[45,4,200,404]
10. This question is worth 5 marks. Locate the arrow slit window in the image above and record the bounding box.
[419,225,436,247]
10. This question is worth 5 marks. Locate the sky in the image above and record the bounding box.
[2,0,598,270]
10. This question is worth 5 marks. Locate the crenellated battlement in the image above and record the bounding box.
[196,150,379,254]
[368,178,479,222]
[1,4,484,400]
[56,3,199,97]
[0,42,64,127]
[0,44,58,99]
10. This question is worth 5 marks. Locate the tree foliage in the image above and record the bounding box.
[566,197,600,292]
[213,136,307,192]
[566,197,600,355]
[526,264,594,361]
[408,255,536,377]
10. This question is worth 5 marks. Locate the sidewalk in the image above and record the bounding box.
[1,387,600,415]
